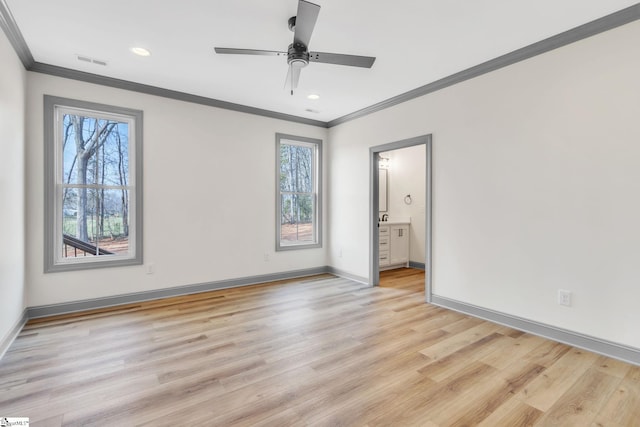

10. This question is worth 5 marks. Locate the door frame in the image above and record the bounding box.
[369,134,433,302]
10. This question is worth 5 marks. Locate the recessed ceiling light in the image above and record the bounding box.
[307,94,320,100]
[131,47,151,57]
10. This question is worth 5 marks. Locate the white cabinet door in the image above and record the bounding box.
[389,225,409,265]
[379,225,391,267]
[379,235,390,266]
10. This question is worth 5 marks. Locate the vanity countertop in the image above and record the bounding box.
[378,218,410,226]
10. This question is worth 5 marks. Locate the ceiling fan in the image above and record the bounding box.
[214,0,376,95]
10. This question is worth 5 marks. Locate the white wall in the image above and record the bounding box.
[0,30,27,346]
[383,145,426,264]
[328,21,640,349]
[25,74,328,306]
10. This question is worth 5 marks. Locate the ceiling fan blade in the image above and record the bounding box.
[290,64,303,95]
[284,64,304,95]
[309,52,376,68]
[293,0,320,48]
[291,66,302,89]
[284,65,292,90]
[214,47,286,56]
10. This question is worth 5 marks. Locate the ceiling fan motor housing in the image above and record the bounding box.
[288,42,309,67]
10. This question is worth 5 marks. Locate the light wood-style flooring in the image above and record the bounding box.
[1,269,639,426]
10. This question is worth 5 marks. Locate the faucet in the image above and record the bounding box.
[381,214,389,222]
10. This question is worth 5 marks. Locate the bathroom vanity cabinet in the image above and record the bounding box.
[379,222,409,270]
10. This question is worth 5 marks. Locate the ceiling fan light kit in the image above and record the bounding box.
[214,0,376,96]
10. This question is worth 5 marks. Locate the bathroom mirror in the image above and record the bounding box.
[379,168,388,212]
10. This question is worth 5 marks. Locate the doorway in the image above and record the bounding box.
[369,135,432,302]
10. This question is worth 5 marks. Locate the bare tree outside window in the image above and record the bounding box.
[44,96,142,272]
[276,134,322,251]
[62,114,129,254]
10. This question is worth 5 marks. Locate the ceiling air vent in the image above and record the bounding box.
[76,55,107,66]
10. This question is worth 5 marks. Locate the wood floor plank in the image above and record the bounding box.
[417,332,505,382]
[365,360,499,425]
[593,355,634,379]
[293,357,429,426]
[626,365,640,382]
[30,414,63,427]
[520,339,572,368]
[430,359,544,426]
[534,367,621,426]
[516,347,600,411]
[2,268,639,426]
[590,417,628,427]
[597,376,640,426]
[419,321,503,361]
[479,332,549,370]
[477,398,543,427]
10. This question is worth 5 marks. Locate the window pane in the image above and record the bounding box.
[62,187,100,258]
[96,189,130,255]
[62,114,129,186]
[280,194,314,243]
[61,188,130,258]
[62,188,79,238]
[280,144,313,193]
[99,190,129,253]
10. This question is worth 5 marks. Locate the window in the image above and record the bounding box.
[276,133,322,250]
[44,96,143,272]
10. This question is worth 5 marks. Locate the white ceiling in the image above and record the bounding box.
[6,0,638,122]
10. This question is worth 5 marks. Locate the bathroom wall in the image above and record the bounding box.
[381,145,426,265]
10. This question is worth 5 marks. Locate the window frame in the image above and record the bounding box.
[275,133,322,251]
[44,95,143,272]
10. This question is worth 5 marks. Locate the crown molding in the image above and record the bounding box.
[0,0,34,67]
[2,2,639,129]
[29,62,328,127]
[327,3,640,127]
[0,0,326,128]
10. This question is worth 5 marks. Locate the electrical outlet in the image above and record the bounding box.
[264,253,269,262]
[339,248,343,258]
[146,263,155,275]
[558,289,572,306]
